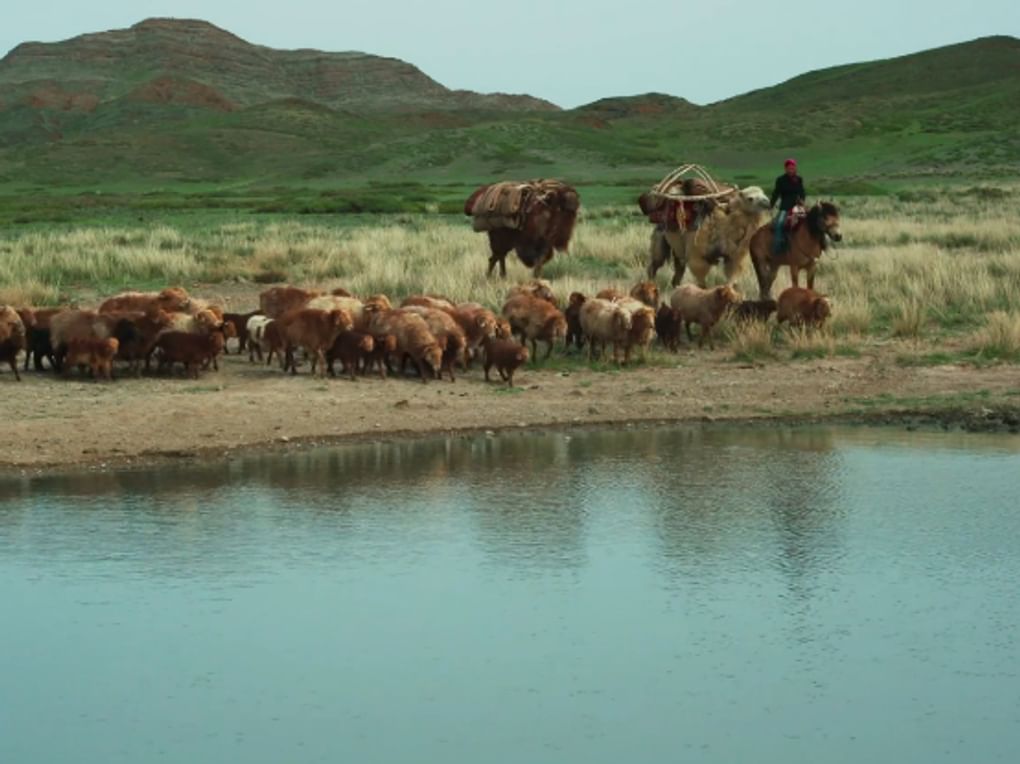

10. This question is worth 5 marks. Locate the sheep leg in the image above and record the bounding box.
[23,348,31,372]
[315,349,327,378]
[530,338,538,363]
[684,321,695,343]
[9,357,20,382]
[484,361,493,383]
[415,357,430,384]
[506,369,514,388]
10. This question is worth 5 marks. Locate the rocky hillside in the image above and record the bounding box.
[0,18,559,114]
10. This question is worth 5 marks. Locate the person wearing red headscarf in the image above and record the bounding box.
[770,159,806,252]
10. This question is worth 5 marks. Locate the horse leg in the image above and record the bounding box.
[790,264,801,288]
[807,265,816,291]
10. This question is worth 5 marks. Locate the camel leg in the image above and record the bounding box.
[688,258,711,289]
[671,253,687,287]
[723,254,746,284]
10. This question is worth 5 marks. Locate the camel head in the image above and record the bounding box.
[736,186,771,213]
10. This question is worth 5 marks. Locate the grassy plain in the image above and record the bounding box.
[1,185,1019,367]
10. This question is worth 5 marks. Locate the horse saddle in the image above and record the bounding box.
[784,204,807,232]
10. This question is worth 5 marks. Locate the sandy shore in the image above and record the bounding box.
[2,345,1019,476]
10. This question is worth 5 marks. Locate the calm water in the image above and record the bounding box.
[1,426,1019,764]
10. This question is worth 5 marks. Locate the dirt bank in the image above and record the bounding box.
[3,346,1019,476]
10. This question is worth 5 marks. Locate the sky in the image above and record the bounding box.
[2,1,1018,108]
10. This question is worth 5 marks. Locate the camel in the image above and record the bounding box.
[465,180,580,278]
[647,186,771,287]
[748,201,842,298]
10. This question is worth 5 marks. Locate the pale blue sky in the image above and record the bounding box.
[2,1,1018,108]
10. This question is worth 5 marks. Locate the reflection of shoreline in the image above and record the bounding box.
[2,416,1018,491]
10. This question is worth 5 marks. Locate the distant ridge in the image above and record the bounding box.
[0,22,1017,188]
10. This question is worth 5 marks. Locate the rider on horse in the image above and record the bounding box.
[770,159,806,253]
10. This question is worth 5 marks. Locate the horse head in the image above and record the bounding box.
[808,201,842,247]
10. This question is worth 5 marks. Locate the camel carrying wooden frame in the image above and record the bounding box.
[646,164,737,203]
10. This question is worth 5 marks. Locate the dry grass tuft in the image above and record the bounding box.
[970,311,1020,361]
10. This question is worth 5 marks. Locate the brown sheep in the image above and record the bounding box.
[258,286,324,319]
[564,292,587,351]
[595,287,626,302]
[494,318,513,339]
[777,287,831,327]
[501,294,567,361]
[98,287,190,315]
[655,306,683,352]
[401,295,457,314]
[151,332,223,378]
[670,284,741,349]
[733,299,778,323]
[64,338,119,381]
[331,287,354,298]
[507,280,558,307]
[0,306,26,381]
[451,302,498,366]
[629,281,661,309]
[616,298,656,364]
[276,308,354,377]
[326,331,375,381]
[403,305,467,381]
[306,295,365,325]
[51,310,133,371]
[579,298,632,363]
[361,306,443,383]
[482,336,530,387]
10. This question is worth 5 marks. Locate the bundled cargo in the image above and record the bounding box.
[465,179,581,278]
[637,164,736,232]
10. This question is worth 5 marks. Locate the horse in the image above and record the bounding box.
[748,201,842,299]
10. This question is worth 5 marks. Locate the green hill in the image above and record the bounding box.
[0,19,1018,201]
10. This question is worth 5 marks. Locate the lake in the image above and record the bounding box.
[1,426,1019,763]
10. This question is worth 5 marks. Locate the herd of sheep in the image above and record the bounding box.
[0,281,831,387]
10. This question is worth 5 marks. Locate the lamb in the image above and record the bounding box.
[18,307,62,371]
[501,294,567,361]
[579,297,632,363]
[482,335,530,387]
[629,281,660,309]
[64,338,119,381]
[223,310,262,354]
[733,299,778,323]
[776,287,831,327]
[0,306,26,381]
[326,331,375,381]
[564,292,587,351]
[670,284,741,349]
[364,333,398,379]
[655,306,683,352]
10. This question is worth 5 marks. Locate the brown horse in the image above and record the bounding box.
[748,202,842,298]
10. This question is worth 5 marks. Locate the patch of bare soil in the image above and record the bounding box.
[2,347,1019,475]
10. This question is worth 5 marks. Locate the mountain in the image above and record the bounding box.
[0,18,558,114]
[0,21,1017,193]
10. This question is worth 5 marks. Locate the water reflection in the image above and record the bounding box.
[2,425,1020,764]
